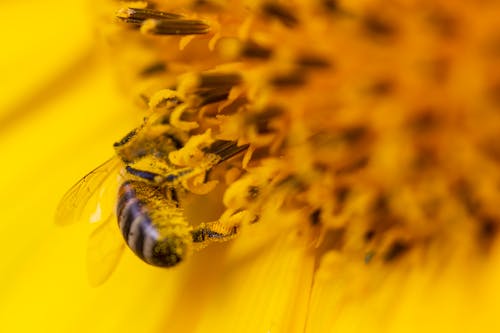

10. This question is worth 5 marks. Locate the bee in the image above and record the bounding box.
[56,103,248,285]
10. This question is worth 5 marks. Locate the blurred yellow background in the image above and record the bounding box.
[0,1,157,331]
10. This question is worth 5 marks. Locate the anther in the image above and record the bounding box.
[216,38,273,61]
[322,0,339,12]
[309,209,321,225]
[139,62,167,77]
[363,14,397,38]
[261,2,299,28]
[240,40,273,59]
[383,241,409,262]
[192,87,231,106]
[141,18,210,35]
[296,55,331,69]
[204,140,249,162]
[198,73,242,88]
[270,70,306,87]
[116,7,183,25]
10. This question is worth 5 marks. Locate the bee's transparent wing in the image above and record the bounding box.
[87,214,125,286]
[56,157,121,226]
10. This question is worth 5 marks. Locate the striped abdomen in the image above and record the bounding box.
[116,180,191,267]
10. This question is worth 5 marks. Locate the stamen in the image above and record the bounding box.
[340,126,368,144]
[309,209,321,225]
[204,140,249,162]
[139,62,167,77]
[247,186,260,201]
[363,14,397,38]
[334,186,350,214]
[261,2,299,28]
[383,241,410,262]
[198,73,242,88]
[192,87,231,106]
[322,0,339,12]
[141,18,210,35]
[191,0,223,11]
[335,156,369,175]
[270,70,306,87]
[241,40,273,59]
[245,106,283,134]
[296,55,331,69]
[364,230,375,242]
[478,216,499,252]
[116,7,183,25]
[178,72,241,97]
[216,38,273,61]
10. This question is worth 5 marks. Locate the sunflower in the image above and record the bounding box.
[1,0,500,332]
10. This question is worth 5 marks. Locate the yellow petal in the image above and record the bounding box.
[172,220,315,333]
[0,0,92,120]
[307,248,500,332]
[0,58,137,332]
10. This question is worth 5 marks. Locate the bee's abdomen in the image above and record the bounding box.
[116,181,185,267]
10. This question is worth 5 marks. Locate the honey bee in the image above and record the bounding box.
[56,97,248,285]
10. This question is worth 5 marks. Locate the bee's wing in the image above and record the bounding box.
[87,214,125,286]
[55,157,121,226]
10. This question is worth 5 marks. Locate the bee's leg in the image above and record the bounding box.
[125,165,163,182]
[125,165,195,184]
[191,221,240,244]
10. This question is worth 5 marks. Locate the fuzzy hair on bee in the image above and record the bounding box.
[114,131,248,267]
[56,126,248,285]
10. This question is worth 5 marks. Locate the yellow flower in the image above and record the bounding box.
[2,0,500,332]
